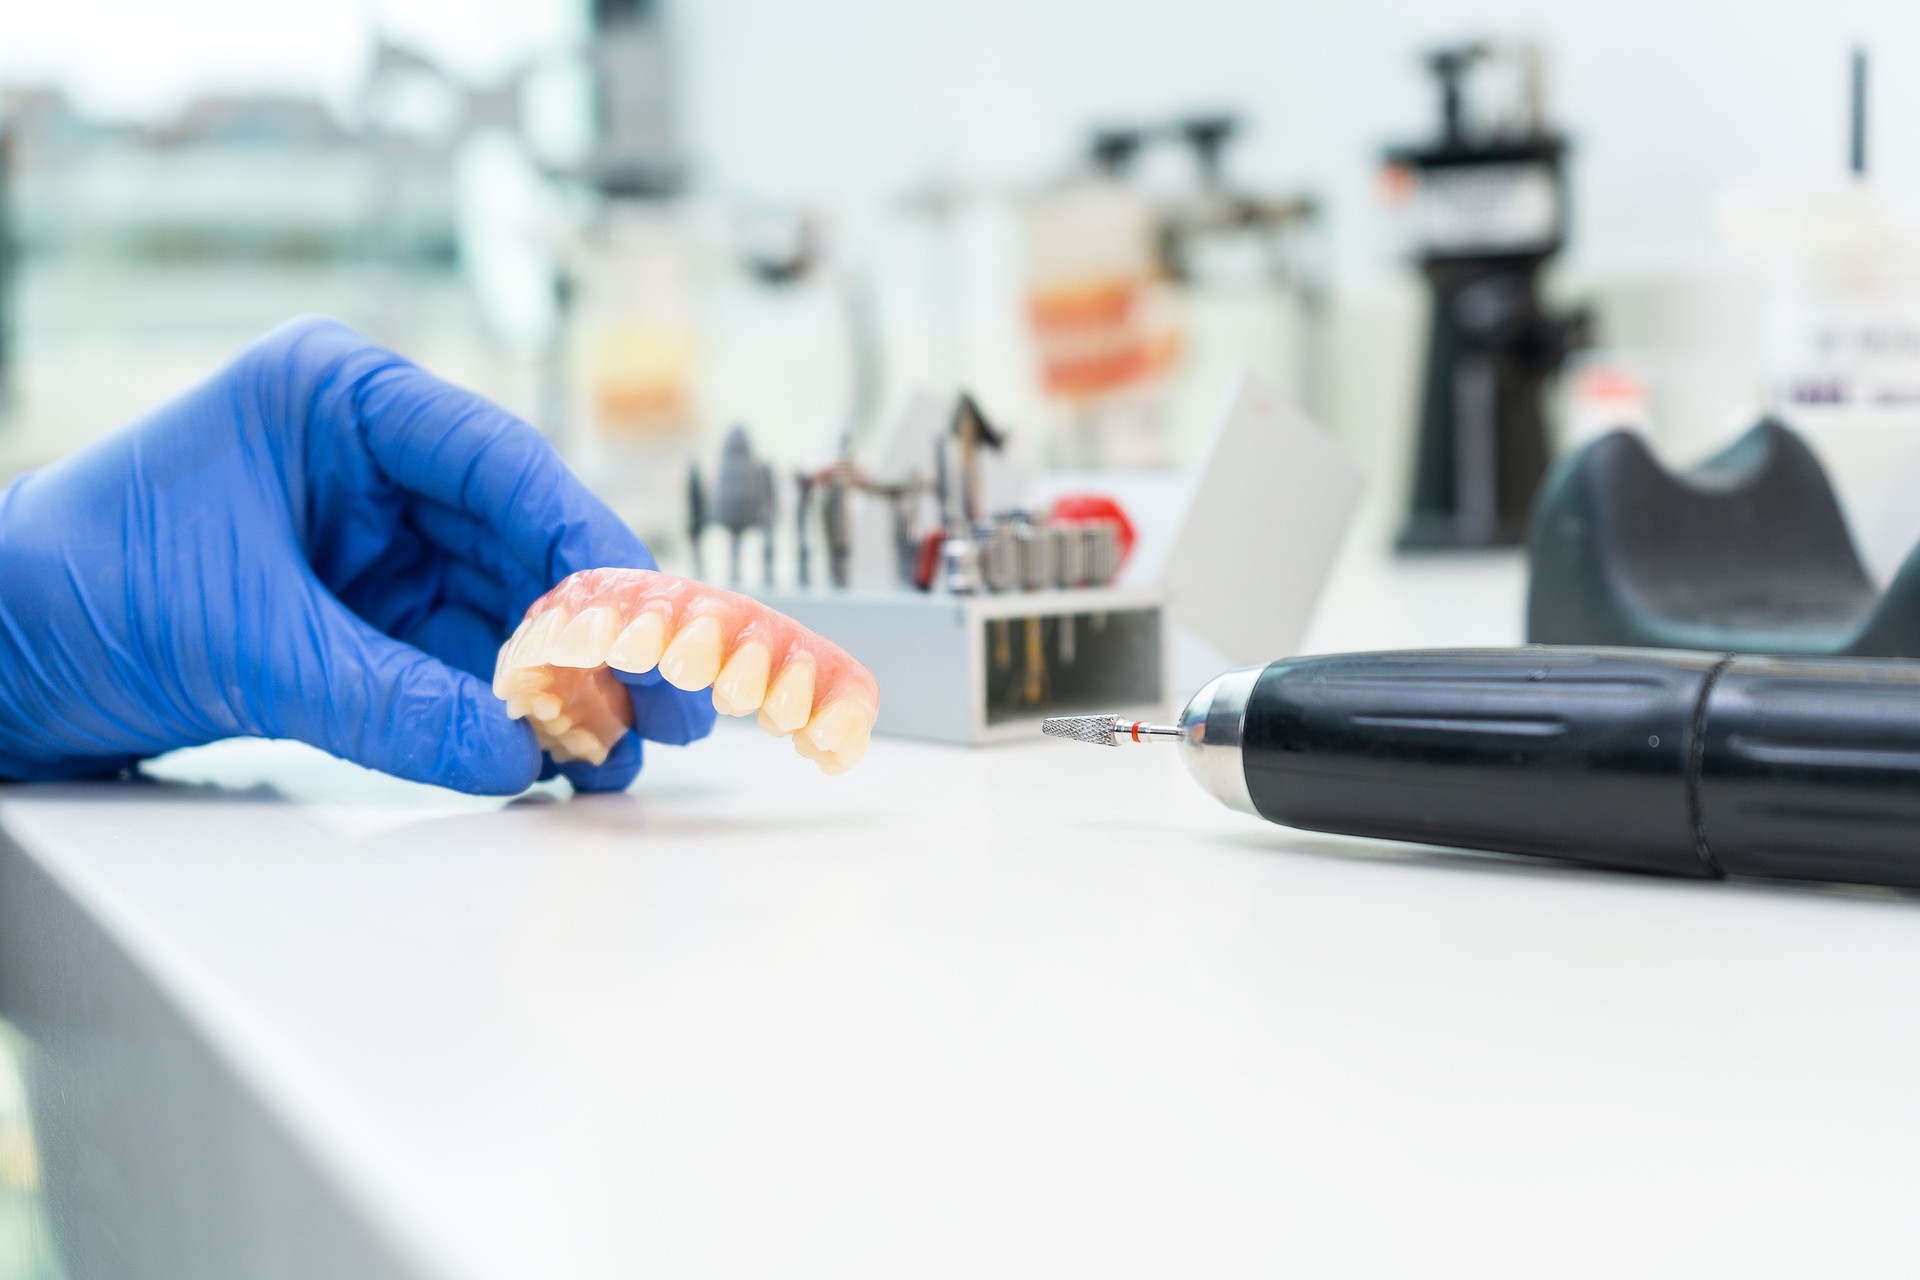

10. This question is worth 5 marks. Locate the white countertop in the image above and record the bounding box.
[3,549,1919,1279]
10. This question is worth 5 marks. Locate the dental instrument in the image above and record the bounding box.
[713,425,766,586]
[940,535,983,595]
[756,462,777,588]
[1045,647,1920,889]
[794,474,815,588]
[978,520,1019,593]
[823,475,852,588]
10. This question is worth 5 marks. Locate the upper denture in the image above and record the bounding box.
[492,568,880,775]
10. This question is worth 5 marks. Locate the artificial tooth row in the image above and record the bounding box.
[492,606,870,773]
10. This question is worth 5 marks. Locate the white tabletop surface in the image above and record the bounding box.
[4,549,1920,1278]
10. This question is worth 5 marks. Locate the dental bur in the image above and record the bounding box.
[1044,647,1920,892]
[1041,715,1181,747]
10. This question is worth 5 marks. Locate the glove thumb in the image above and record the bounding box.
[269,584,542,794]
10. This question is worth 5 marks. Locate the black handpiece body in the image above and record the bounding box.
[1224,649,1920,889]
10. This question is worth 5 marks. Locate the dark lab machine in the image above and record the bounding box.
[1387,43,1588,549]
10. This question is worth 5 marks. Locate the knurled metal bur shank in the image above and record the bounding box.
[1041,715,1120,747]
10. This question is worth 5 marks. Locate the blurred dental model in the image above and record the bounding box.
[495,569,880,774]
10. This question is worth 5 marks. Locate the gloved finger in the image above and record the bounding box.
[552,674,714,793]
[396,600,507,683]
[269,583,540,795]
[326,526,440,640]
[0,752,144,783]
[615,669,718,746]
[344,349,655,582]
[433,558,520,630]
[553,729,642,794]
[405,498,550,615]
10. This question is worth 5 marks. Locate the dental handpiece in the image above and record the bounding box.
[1044,647,1920,891]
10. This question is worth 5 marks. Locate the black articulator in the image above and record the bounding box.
[1046,648,1920,891]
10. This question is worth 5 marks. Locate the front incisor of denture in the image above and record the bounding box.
[509,608,567,669]
[495,568,880,776]
[607,611,667,674]
[548,607,619,668]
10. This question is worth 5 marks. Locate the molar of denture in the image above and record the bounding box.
[561,728,609,765]
[530,693,564,721]
[548,607,619,668]
[510,608,568,668]
[606,611,668,674]
[658,615,724,691]
[505,693,535,720]
[711,641,772,716]
[790,730,854,776]
[802,701,872,771]
[759,657,815,734]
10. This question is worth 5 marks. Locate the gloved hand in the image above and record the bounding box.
[0,316,714,793]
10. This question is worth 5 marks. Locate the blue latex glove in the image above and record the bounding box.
[0,317,715,793]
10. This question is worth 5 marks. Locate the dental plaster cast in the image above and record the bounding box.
[494,569,880,775]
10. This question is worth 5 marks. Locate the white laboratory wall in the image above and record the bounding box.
[0,0,583,115]
[673,0,1920,273]
[10,0,1913,269]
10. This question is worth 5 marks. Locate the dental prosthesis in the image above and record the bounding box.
[491,569,880,775]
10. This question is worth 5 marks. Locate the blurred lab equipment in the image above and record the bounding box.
[900,113,1320,471]
[748,388,1161,744]
[685,461,708,579]
[1717,50,1920,411]
[583,0,683,199]
[1023,114,1323,467]
[1698,49,1920,585]
[1048,494,1137,562]
[1527,420,1920,657]
[1384,42,1590,549]
[759,581,1163,745]
[1023,176,1178,415]
[1135,374,1363,696]
[756,374,1359,744]
[359,5,817,565]
[1045,646,1920,891]
[929,393,1008,594]
[708,424,773,586]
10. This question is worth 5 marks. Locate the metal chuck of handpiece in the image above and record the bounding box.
[1041,665,1261,814]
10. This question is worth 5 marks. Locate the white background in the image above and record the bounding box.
[6,0,1920,274]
